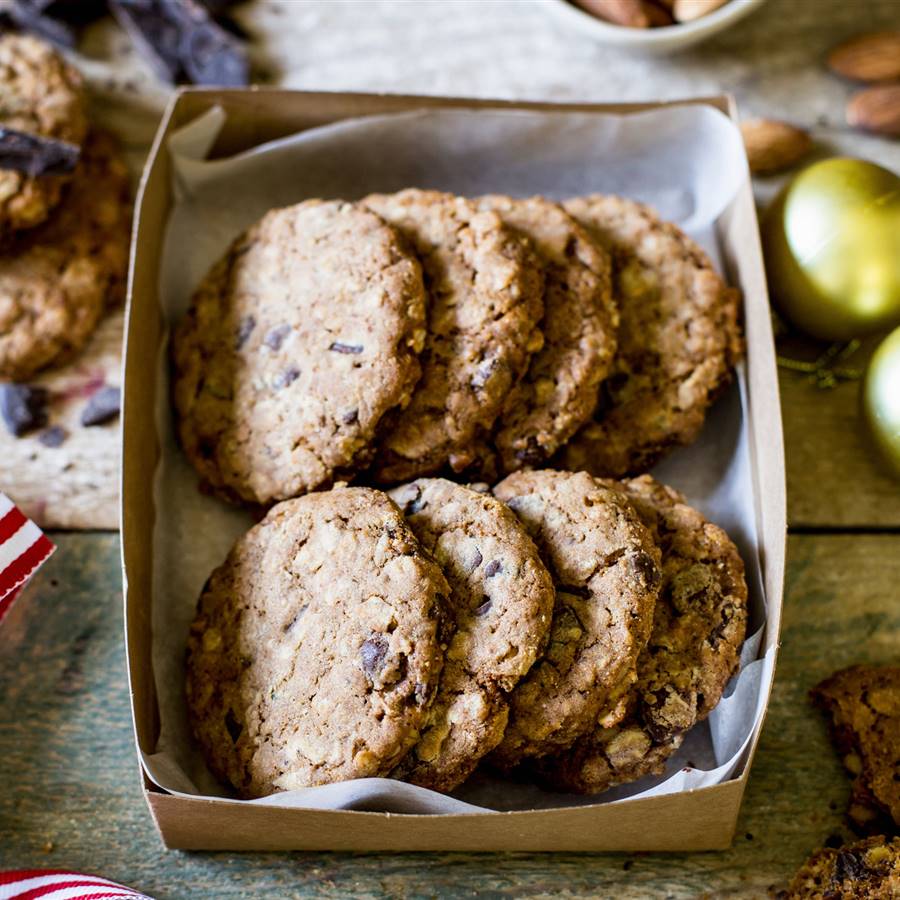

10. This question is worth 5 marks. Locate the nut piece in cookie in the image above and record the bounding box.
[0,35,87,239]
[0,130,131,381]
[812,664,900,835]
[560,195,743,477]
[172,199,427,506]
[489,469,661,769]
[185,486,449,798]
[475,195,617,474]
[535,475,748,794]
[780,835,900,899]
[388,477,555,791]
[364,189,545,482]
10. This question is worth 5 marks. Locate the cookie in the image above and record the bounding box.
[0,35,88,239]
[780,835,900,899]
[0,130,131,381]
[535,475,748,794]
[489,469,661,768]
[476,195,617,473]
[812,665,900,835]
[172,199,427,506]
[364,189,544,482]
[560,195,743,477]
[388,477,555,791]
[185,486,449,798]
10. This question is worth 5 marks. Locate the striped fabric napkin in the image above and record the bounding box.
[0,492,55,625]
[0,871,153,899]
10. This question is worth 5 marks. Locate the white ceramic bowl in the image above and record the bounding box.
[543,0,769,54]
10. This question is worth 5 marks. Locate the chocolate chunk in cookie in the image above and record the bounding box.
[812,664,900,835]
[560,195,742,477]
[476,195,617,473]
[536,475,748,794]
[0,35,87,238]
[389,478,554,791]
[0,130,131,381]
[172,199,427,506]
[781,835,900,899]
[364,189,544,482]
[185,486,449,798]
[489,469,661,768]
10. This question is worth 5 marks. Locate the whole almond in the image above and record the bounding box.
[573,0,650,27]
[673,0,729,22]
[827,31,900,83]
[846,84,900,137]
[740,119,812,174]
[643,1,675,26]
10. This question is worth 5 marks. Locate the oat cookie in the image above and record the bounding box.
[781,836,900,899]
[537,475,748,794]
[812,665,900,835]
[489,469,661,768]
[172,199,427,506]
[560,195,743,477]
[0,130,131,381]
[364,189,544,482]
[476,195,617,473]
[185,486,449,798]
[0,35,88,239]
[389,478,555,791]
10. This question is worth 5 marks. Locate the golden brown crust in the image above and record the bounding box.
[560,195,743,477]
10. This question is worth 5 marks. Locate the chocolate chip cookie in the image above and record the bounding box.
[185,486,449,798]
[536,475,748,794]
[560,195,743,477]
[489,469,661,769]
[812,665,900,835]
[0,35,88,239]
[364,189,544,482]
[781,836,900,899]
[388,478,555,791]
[172,199,427,506]
[476,195,617,473]
[0,130,131,381]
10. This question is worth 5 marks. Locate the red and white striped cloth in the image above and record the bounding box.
[0,871,153,899]
[0,492,55,625]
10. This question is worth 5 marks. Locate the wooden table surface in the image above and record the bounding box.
[2,1,899,897]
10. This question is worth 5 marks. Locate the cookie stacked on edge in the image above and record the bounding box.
[172,188,742,505]
[185,472,748,798]
[175,184,749,799]
[0,35,132,383]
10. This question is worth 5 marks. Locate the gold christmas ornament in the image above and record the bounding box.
[861,325,900,480]
[762,157,900,341]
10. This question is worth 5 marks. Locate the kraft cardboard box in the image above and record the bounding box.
[121,89,786,851]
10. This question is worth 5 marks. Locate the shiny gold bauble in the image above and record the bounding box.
[762,157,900,341]
[862,326,900,480]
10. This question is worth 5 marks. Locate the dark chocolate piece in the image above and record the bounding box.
[0,383,49,437]
[38,425,68,447]
[0,128,80,177]
[109,0,249,86]
[80,385,121,427]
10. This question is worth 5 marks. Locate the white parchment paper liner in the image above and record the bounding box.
[144,105,775,814]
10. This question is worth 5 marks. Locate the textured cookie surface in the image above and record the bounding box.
[812,665,900,835]
[537,475,748,794]
[389,478,555,791]
[476,195,617,473]
[781,836,900,899]
[185,486,449,798]
[489,469,661,768]
[0,35,88,238]
[172,199,427,506]
[560,195,742,477]
[364,189,544,482]
[0,130,131,381]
